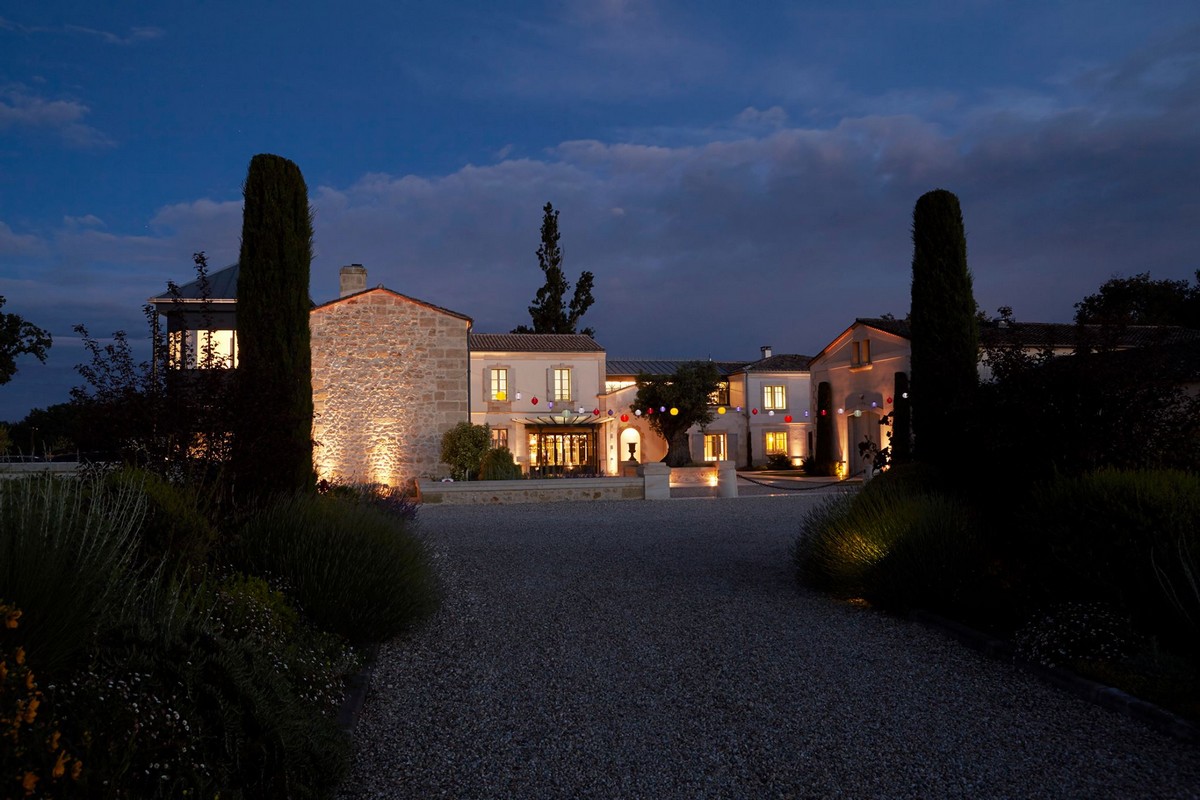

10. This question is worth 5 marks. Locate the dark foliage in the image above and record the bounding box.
[480,446,523,480]
[632,361,721,467]
[0,295,52,385]
[812,381,836,476]
[512,202,596,336]
[233,154,316,498]
[909,189,978,467]
[1074,270,1200,330]
[890,371,912,463]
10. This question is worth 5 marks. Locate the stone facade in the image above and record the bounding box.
[311,288,471,486]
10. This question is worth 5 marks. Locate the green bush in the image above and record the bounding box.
[862,494,987,613]
[0,474,143,672]
[765,453,792,470]
[440,421,490,480]
[794,473,987,613]
[105,467,219,574]
[235,492,440,642]
[1029,468,1200,646]
[479,446,522,480]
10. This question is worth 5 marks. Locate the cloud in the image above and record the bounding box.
[63,24,164,45]
[63,214,105,228]
[0,87,113,148]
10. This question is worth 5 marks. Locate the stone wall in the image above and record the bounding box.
[311,289,470,486]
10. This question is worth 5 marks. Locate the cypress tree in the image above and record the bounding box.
[891,371,912,463]
[232,154,315,497]
[909,189,978,467]
[814,381,836,476]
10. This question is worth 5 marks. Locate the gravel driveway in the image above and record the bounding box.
[340,496,1200,799]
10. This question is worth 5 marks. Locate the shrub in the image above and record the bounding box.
[440,421,490,480]
[862,494,987,614]
[105,467,219,574]
[54,573,354,800]
[765,452,792,470]
[0,474,143,672]
[480,446,522,480]
[1014,601,1141,669]
[1029,468,1200,646]
[1,601,84,799]
[235,492,440,642]
[317,479,419,521]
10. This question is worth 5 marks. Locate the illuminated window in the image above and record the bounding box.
[605,379,636,393]
[708,381,730,406]
[491,427,508,449]
[169,329,237,369]
[489,368,509,401]
[763,385,786,410]
[553,368,572,402]
[852,339,872,367]
[704,433,726,461]
[765,431,787,455]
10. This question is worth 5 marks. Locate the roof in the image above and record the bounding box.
[149,263,239,303]
[853,316,1200,351]
[314,287,472,321]
[741,354,812,372]
[606,359,746,377]
[470,333,604,353]
[981,321,1200,350]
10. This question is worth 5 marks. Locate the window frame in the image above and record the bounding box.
[763,384,787,410]
[489,368,509,402]
[764,430,788,455]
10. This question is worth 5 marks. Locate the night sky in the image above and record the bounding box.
[2,1,1199,421]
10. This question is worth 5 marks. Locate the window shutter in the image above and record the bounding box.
[482,367,490,401]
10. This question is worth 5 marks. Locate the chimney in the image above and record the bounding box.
[340,264,367,297]
[761,345,772,359]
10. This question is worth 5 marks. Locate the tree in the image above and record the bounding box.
[890,371,912,464]
[632,361,721,467]
[232,154,316,497]
[512,202,596,337]
[813,381,836,476]
[908,189,978,466]
[440,422,491,480]
[1074,271,1200,329]
[0,296,52,385]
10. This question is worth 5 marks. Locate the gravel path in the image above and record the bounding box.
[341,496,1200,799]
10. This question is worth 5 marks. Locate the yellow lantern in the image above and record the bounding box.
[717,406,726,415]
[670,407,679,416]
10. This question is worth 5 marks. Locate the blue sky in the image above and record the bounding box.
[2,1,1199,421]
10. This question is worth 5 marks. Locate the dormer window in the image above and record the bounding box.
[851,339,872,367]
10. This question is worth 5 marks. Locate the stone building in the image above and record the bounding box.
[311,270,472,485]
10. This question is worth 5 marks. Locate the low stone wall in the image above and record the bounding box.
[668,465,719,487]
[419,476,644,505]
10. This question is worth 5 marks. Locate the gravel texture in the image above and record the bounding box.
[340,495,1200,799]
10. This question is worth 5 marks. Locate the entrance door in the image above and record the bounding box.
[847,412,880,476]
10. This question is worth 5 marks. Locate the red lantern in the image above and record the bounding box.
[752,408,758,415]
[821,409,827,416]
[593,408,600,416]
[620,413,629,422]
[784,415,793,423]
[531,397,538,405]
[647,407,654,414]
[886,396,893,404]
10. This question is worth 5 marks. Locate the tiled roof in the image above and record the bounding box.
[606,359,746,377]
[470,333,604,353]
[980,322,1200,350]
[150,263,239,302]
[742,354,812,372]
[857,317,911,338]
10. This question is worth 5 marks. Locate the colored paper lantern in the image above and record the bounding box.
[902,392,909,399]
[548,401,554,409]
[496,391,506,401]
[607,409,614,416]
[886,396,893,404]
[635,409,642,416]
[837,408,844,414]
[718,407,726,415]
[621,413,629,422]
[804,410,810,417]
[736,406,743,412]
[670,407,679,416]
[659,406,666,413]
[820,409,827,416]
[854,410,862,417]
[752,408,758,415]
[870,401,877,408]
[784,415,793,423]
[532,397,539,405]
[768,410,775,416]
[594,408,601,416]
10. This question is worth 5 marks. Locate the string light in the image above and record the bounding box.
[784,415,793,423]
[718,407,727,415]
[670,407,679,415]
[621,413,629,422]
[532,397,539,405]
